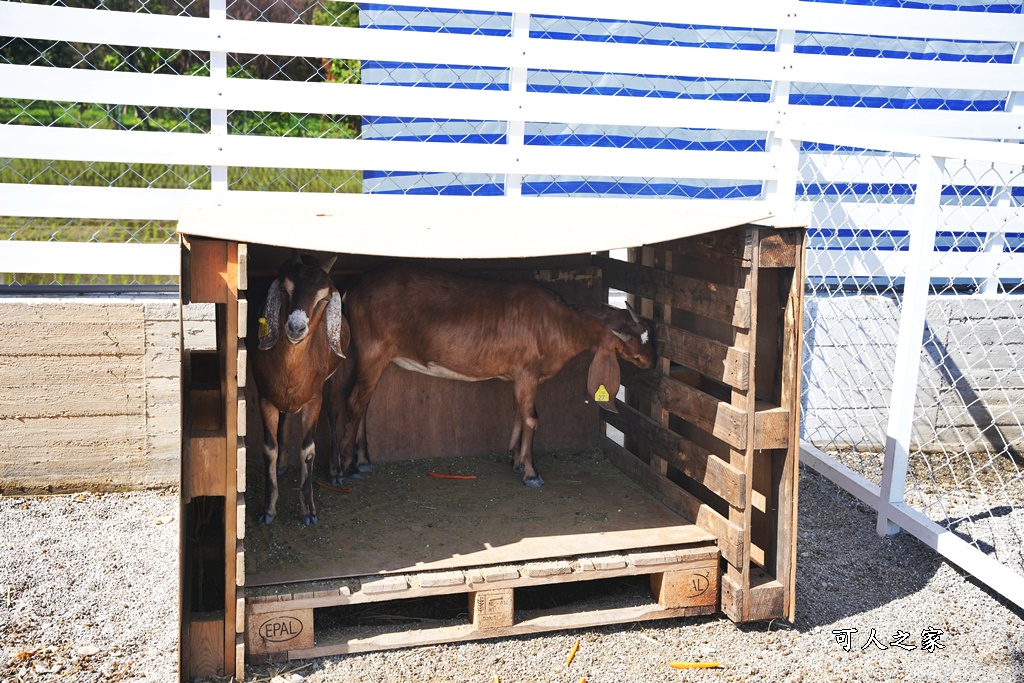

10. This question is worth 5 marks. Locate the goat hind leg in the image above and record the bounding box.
[507,404,523,470]
[513,379,543,488]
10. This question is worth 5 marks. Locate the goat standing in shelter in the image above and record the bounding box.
[251,252,350,526]
[328,265,655,487]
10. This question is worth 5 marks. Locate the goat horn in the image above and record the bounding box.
[625,300,640,323]
[321,254,338,274]
[288,249,303,266]
[611,329,632,343]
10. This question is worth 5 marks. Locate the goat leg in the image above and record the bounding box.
[297,399,321,527]
[337,354,389,482]
[506,404,523,466]
[326,371,345,484]
[513,377,544,487]
[258,401,281,524]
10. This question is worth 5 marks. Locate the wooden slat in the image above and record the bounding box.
[758,229,802,268]
[189,239,230,304]
[753,403,789,450]
[294,601,716,658]
[185,431,226,499]
[656,322,749,391]
[657,227,755,269]
[222,241,241,678]
[621,364,747,451]
[597,255,751,329]
[747,576,786,622]
[604,401,746,509]
[601,436,743,568]
[778,230,807,621]
[187,615,224,680]
[248,545,718,613]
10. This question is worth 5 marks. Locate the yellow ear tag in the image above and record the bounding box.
[594,384,610,403]
[258,317,269,339]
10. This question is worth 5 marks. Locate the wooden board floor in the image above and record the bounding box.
[244,449,714,586]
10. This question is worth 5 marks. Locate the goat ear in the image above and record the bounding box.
[587,344,620,414]
[258,278,282,350]
[325,289,350,358]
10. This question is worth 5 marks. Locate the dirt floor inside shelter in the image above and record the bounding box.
[244,448,712,586]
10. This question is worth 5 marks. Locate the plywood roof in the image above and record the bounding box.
[178,197,773,258]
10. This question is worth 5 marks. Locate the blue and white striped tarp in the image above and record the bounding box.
[360,1,1022,202]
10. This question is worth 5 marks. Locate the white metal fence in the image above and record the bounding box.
[2,0,1023,608]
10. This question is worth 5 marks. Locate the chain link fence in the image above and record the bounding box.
[800,142,1024,583]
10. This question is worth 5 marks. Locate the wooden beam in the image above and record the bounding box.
[596,255,751,329]
[604,401,746,509]
[601,436,743,568]
[656,322,749,391]
[621,364,747,451]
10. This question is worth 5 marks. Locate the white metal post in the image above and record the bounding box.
[505,12,529,197]
[876,153,945,536]
[210,0,228,196]
[980,42,1022,296]
[763,24,798,220]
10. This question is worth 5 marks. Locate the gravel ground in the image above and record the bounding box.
[2,468,1022,683]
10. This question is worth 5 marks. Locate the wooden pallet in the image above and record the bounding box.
[600,225,805,623]
[177,223,804,679]
[245,544,719,660]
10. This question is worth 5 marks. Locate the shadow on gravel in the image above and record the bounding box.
[789,466,1024,632]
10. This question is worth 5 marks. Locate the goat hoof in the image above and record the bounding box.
[505,449,515,462]
[300,514,318,527]
[258,512,275,525]
[330,473,346,485]
[357,463,374,474]
[523,475,545,488]
[512,463,524,473]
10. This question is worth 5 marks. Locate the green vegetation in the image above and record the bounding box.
[1,1,367,284]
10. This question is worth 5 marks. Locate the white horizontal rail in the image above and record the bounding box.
[800,442,1024,611]
[783,124,1024,165]
[0,183,779,222]
[6,0,1024,51]
[0,124,778,180]
[800,155,1024,187]
[807,248,1024,281]
[795,202,1024,234]
[507,0,1024,43]
[0,241,179,276]
[7,64,1024,143]
[3,3,1022,92]
[0,64,782,133]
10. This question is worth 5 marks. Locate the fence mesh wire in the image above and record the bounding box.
[800,144,1024,579]
[2,0,1024,596]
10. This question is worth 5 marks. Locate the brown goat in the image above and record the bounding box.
[328,265,655,487]
[250,252,350,526]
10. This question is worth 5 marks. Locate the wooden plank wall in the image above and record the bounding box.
[597,225,805,624]
[0,297,213,493]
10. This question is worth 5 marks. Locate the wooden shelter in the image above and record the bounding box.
[177,199,805,680]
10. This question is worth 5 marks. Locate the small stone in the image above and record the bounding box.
[77,645,100,657]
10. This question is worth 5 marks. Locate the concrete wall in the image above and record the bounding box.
[802,293,1024,455]
[0,296,213,493]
